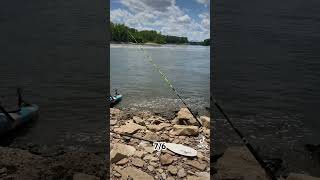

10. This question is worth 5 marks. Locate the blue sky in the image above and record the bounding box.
[110,0,210,41]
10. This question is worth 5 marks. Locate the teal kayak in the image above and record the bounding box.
[110,94,122,108]
[0,104,39,136]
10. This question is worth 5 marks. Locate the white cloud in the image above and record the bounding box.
[177,15,191,23]
[120,0,174,13]
[199,12,210,31]
[111,0,209,41]
[195,0,210,7]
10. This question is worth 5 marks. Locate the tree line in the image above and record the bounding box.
[110,22,209,46]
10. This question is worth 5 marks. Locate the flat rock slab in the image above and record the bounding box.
[118,167,154,180]
[217,146,269,180]
[133,116,145,126]
[116,158,129,166]
[186,160,207,171]
[143,132,159,142]
[131,158,145,168]
[110,143,136,163]
[172,125,199,136]
[114,121,145,134]
[147,123,171,132]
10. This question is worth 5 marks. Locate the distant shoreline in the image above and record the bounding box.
[110,41,207,46]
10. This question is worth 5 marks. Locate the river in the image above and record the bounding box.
[110,44,210,115]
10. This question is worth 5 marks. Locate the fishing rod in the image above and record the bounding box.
[0,88,24,122]
[17,88,23,108]
[211,96,277,180]
[127,31,202,127]
[111,131,154,143]
[0,104,15,122]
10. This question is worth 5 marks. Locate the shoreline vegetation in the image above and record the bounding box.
[111,22,210,46]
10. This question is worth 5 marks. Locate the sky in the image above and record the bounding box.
[110,0,210,42]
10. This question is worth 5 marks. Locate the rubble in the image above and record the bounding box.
[172,125,199,136]
[110,108,210,180]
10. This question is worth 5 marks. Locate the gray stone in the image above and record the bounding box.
[131,158,145,168]
[160,153,174,165]
[147,165,154,172]
[161,172,167,180]
[177,168,187,178]
[168,165,178,175]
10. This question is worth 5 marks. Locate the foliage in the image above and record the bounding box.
[111,22,187,44]
[110,22,210,45]
[202,38,210,46]
[189,38,210,46]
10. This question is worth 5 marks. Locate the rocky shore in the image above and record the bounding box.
[1,107,319,180]
[214,146,320,180]
[109,107,320,180]
[0,145,104,179]
[110,107,211,180]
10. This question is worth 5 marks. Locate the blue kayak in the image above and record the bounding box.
[0,104,39,136]
[110,94,122,108]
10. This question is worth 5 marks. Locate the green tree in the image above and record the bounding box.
[110,21,189,44]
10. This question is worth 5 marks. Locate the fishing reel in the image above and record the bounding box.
[17,88,31,107]
[114,88,119,95]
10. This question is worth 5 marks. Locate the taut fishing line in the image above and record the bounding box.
[127,31,202,127]
[211,96,277,180]
[124,27,276,179]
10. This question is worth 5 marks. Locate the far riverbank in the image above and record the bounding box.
[110,41,208,46]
